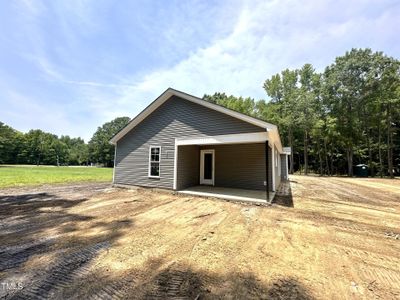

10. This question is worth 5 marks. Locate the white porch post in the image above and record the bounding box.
[265,141,269,201]
[173,140,178,190]
[272,145,276,191]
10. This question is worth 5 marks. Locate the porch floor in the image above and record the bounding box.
[178,186,275,204]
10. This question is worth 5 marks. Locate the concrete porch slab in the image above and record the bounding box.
[178,186,275,204]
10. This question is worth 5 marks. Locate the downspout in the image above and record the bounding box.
[265,140,270,203]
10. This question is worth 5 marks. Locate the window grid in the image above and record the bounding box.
[149,146,161,178]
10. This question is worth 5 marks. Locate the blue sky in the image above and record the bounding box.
[1,0,399,141]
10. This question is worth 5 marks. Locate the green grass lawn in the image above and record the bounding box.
[0,165,113,188]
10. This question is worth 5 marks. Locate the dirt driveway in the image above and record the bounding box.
[0,176,399,299]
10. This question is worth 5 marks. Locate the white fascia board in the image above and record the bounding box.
[110,88,278,144]
[176,132,269,146]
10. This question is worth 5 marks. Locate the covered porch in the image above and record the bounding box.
[173,132,276,203]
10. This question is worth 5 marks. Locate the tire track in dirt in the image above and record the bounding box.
[360,266,400,298]
[9,242,109,300]
[297,177,398,207]
[324,243,400,298]
[88,281,128,300]
[322,177,400,206]
[2,178,400,299]
[0,239,55,272]
[331,245,400,267]
[72,274,135,300]
[145,266,204,299]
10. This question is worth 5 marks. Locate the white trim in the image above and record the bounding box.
[173,141,178,190]
[109,88,278,144]
[148,145,161,178]
[176,132,268,146]
[200,149,215,185]
[285,154,289,179]
[112,142,117,184]
[272,145,276,191]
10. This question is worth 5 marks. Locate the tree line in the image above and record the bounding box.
[1,48,398,176]
[204,48,400,178]
[0,117,130,167]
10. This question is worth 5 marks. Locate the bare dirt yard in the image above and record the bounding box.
[0,176,399,299]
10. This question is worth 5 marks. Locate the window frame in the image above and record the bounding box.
[148,145,161,178]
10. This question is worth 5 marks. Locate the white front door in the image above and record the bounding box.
[200,149,215,185]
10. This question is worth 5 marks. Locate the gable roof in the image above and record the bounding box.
[109,88,279,145]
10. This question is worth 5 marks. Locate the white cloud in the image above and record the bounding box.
[58,0,400,138]
[2,0,399,141]
[105,0,400,106]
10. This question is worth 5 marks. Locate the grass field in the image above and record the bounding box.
[0,165,113,188]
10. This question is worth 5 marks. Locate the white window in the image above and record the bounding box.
[149,146,161,178]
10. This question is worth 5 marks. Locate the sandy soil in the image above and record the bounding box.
[0,176,399,299]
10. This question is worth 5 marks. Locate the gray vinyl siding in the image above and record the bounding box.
[115,96,265,189]
[199,143,267,190]
[177,143,273,191]
[280,154,288,180]
[177,145,200,190]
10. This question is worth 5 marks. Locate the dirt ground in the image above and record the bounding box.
[0,176,399,299]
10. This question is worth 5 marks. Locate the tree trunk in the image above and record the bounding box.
[318,139,323,175]
[347,146,353,176]
[289,127,294,174]
[298,153,302,175]
[378,120,383,178]
[324,139,330,175]
[367,128,373,177]
[387,103,394,178]
[304,130,308,175]
[364,105,373,177]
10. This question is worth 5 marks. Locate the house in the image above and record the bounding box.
[110,88,290,203]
